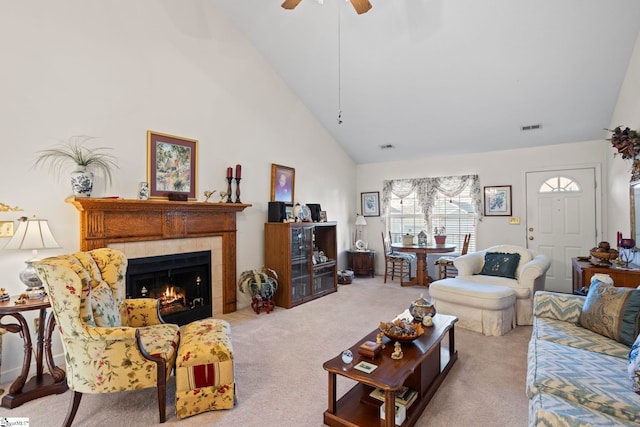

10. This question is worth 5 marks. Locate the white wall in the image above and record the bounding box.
[356,140,609,275]
[0,1,356,383]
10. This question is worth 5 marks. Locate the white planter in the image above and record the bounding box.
[71,167,94,197]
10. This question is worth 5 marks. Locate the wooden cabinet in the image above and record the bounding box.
[264,222,337,308]
[347,250,375,277]
[572,258,640,292]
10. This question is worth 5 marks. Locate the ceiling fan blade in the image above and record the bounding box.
[350,0,372,14]
[281,0,303,10]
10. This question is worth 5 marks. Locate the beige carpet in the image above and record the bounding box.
[0,276,531,426]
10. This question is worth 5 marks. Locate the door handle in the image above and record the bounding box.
[529,236,534,240]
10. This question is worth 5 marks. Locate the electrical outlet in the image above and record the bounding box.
[33,318,40,331]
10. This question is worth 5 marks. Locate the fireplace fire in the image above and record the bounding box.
[126,251,212,325]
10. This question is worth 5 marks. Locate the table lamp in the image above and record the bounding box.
[3,216,61,298]
[355,214,368,250]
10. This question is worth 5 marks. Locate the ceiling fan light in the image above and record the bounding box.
[281,0,303,10]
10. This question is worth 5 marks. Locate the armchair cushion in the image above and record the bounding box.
[578,279,640,346]
[91,280,122,328]
[629,334,640,394]
[479,252,521,279]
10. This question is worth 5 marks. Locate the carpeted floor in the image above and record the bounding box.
[0,276,531,426]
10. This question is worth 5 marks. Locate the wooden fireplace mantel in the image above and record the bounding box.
[66,197,251,313]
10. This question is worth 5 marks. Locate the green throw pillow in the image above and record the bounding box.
[579,280,640,346]
[91,280,122,327]
[479,252,521,279]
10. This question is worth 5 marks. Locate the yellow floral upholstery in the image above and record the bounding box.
[35,248,180,424]
[176,318,235,419]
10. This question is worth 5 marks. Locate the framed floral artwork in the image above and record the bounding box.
[147,131,198,200]
[361,191,380,217]
[484,185,512,216]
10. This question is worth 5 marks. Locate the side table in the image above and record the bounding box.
[347,250,375,277]
[0,296,68,409]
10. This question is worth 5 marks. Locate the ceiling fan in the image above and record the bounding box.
[281,0,372,15]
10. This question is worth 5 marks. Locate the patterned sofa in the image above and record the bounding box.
[527,290,640,426]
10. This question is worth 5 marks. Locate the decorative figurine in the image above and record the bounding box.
[0,287,9,302]
[203,190,216,202]
[422,314,433,327]
[218,191,228,203]
[391,341,403,360]
[376,332,386,349]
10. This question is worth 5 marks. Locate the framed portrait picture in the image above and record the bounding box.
[361,191,380,217]
[270,164,295,206]
[484,185,512,216]
[319,211,327,222]
[147,131,198,200]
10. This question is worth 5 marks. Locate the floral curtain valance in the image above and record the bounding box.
[381,174,482,228]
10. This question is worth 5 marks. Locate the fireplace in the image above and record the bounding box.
[126,251,212,325]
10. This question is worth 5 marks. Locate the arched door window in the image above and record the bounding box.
[539,176,581,192]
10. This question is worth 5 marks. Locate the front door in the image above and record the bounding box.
[525,168,597,293]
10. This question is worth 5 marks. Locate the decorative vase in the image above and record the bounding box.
[434,235,446,245]
[409,294,436,321]
[70,167,94,198]
[138,182,150,200]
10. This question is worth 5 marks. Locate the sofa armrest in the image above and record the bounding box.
[533,291,584,323]
[453,252,484,276]
[518,254,551,289]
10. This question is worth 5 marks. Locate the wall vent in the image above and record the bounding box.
[521,124,542,131]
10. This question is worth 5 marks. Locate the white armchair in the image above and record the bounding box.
[452,245,551,325]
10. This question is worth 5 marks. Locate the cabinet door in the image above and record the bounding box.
[290,227,312,303]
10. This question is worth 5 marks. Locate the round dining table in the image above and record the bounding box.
[390,243,456,286]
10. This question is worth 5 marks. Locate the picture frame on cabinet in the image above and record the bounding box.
[270,164,295,206]
[147,130,198,200]
[484,185,512,216]
[320,211,327,222]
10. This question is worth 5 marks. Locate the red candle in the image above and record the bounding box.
[235,164,241,179]
[227,167,233,178]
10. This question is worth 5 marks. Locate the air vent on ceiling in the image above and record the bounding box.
[380,144,394,150]
[521,123,542,131]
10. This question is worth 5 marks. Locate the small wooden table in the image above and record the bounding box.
[391,244,455,286]
[571,257,640,292]
[347,250,375,277]
[323,314,458,427]
[0,296,68,409]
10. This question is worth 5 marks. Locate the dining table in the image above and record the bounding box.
[391,243,456,286]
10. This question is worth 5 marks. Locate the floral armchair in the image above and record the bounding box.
[35,248,180,426]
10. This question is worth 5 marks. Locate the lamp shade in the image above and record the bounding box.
[355,215,367,226]
[4,217,61,253]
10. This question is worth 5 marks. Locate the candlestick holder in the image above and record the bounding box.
[226,177,233,203]
[234,178,242,203]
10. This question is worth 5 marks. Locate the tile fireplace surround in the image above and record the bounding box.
[66,197,250,314]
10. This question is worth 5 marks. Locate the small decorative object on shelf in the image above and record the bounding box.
[226,177,233,203]
[590,241,619,265]
[0,288,9,302]
[417,230,428,246]
[357,340,382,359]
[422,315,433,327]
[379,318,424,343]
[409,293,436,321]
[391,341,403,360]
[203,190,215,202]
[234,164,242,203]
[619,238,636,268]
[341,349,353,364]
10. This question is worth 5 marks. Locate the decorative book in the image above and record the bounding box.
[369,386,418,408]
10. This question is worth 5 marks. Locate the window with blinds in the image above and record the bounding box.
[389,187,476,251]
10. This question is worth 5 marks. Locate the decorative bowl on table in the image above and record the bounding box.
[379,319,424,343]
[409,294,436,321]
[589,244,619,265]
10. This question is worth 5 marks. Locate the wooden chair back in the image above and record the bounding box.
[461,233,471,255]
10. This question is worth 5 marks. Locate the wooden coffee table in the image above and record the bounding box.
[323,314,458,427]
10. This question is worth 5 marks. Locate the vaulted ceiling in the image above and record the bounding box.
[214,0,640,164]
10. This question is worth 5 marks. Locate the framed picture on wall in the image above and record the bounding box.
[147,131,198,200]
[361,191,380,217]
[270,164,295,206]
[484,185,512,216]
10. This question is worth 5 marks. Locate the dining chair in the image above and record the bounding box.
[381,232,416,286]
[435,233,471,279]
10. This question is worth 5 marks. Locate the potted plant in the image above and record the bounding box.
[33,135,119,198]
[434,226,446,245]
[238,267,279,314]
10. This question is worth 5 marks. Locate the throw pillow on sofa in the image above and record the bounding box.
[579,280,640,346]
[479,252,521,279]
[630,333,640,394]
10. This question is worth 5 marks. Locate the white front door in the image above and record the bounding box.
[525,168,597,293]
